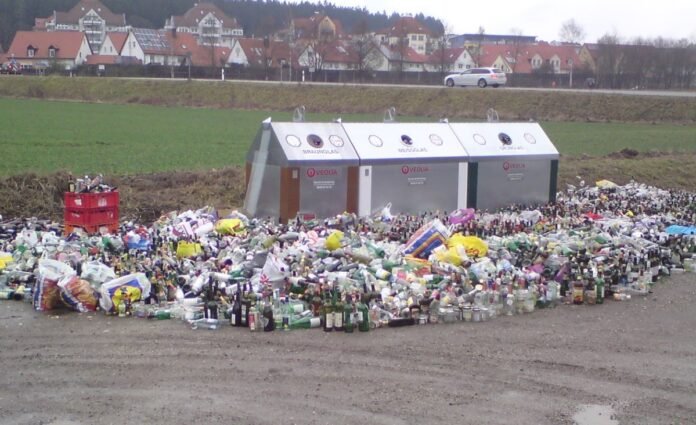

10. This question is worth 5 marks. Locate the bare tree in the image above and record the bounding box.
[391,20,410,81]
[473,26,485,66]
[352,18,373,81]
[622,37,654,89]
[507,27,525,81]
[595,32,622,88]
[430,22,453,77]
[559,19,586,44]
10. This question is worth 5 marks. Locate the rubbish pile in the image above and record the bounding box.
[1,181,695,332]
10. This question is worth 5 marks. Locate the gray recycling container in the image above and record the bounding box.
[244,120,359,222]
[341,122,470,216]
[448,122,559,211]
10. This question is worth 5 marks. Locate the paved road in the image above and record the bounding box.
[125,76,696,98]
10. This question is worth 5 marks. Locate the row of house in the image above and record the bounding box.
[1,0,595,76]
[3,28,586,77]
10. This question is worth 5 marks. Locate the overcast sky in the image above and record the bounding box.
[285,0,696,43]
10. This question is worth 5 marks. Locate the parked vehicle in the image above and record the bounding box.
[444,67,507,88]
[0,61,22,75]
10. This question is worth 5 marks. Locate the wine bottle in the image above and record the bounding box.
[240,284,250,327]
[358,295,370,332]
[322,290,333,332]
[343,294,353,333]
[333,289,344,332]
[595,276,605,304]
[263,299,275,332]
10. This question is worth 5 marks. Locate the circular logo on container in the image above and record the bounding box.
[369,135,383,147]
[401,135,413,146]
[498,132,512,145]
[401,166,410,175]
[503,161,510,171]
[285,135,301,147]
[429,134,443,146]
[524,133,537,144]
[306,168,316,178]
[473,134,486,145]
[307,134,323,148]
[329,135,344,147]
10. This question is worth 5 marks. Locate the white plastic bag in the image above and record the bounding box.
[99,273,151,313]
[80,261,117,288]
[260,253,290,290]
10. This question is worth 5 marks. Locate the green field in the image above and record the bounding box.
[1,97,695,176]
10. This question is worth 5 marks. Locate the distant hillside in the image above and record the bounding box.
[0,0,444,54]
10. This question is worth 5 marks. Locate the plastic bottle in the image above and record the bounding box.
[191,318,219,330]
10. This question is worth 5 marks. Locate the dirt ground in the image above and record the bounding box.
[1,273,695,425]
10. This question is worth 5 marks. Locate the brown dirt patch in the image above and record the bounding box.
[1,152,694,224]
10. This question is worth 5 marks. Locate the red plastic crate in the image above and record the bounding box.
[64,207,119,227]
[64,191,119,210]
[64,223,118,236]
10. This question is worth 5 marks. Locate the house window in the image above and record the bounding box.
[27,48,35,57]
[49,48,56,58]
[411,35,417,41]
[458,63,463,69]
[418,35,424,41]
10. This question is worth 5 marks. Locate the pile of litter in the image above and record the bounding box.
[1,181,694,332]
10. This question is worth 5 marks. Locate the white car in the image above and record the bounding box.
[444,67,507,88]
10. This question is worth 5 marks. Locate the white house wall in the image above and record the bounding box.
[76,37,92,65]
[121,32,145,62]
[228,40,249,65]
[99,37,118,55]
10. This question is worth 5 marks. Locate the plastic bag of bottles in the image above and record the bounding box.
[58,276,99,312]
[99,273,151,313]
[34,259,77,311]
[403,219,450,259]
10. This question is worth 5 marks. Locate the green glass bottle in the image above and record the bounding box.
[323,290,334,332]
[154,309,171,320]
[358,295,370,332]
[595,276,605,304]
[333,289,344,332]
[289,315,321,329]
[343,294,353,333]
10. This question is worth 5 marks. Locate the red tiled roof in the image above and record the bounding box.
[6,31,89,60]
[379,16,432,37]
[478,43,583,72]
[170,2,240,30]
[426,47,467,65]
[167,32,230,67]
[54,0,126,26]
[318,40,358,64]
[234,38,291,68]
[105,32,128,53]
[86,54,120,65]
[383,45,428,63]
